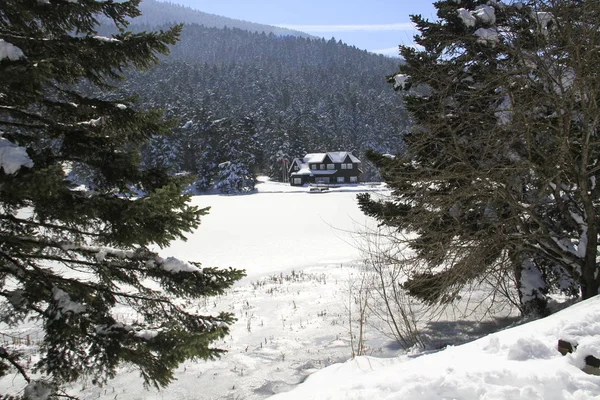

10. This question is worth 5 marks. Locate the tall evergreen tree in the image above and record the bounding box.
[359,0,599,314]
[0,1,244,398]
[214,117,259,193]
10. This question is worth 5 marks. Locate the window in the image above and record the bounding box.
[337,177,345,183]
[293,178,302,185]
[346,163,353,169]
[320,164,325,170]
[315,177,330,184]
[293,166,299,171]
[311,164,318,170]
[341,164,348,169]
[350,176,358,183]
[327,164,334,170]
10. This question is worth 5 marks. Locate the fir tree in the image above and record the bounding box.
[0,1,244,398]
[359,0,599,314]
[214,117,259,193]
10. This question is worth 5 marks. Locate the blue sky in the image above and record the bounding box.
[160,0,438,55]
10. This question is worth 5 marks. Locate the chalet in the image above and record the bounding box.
[288,151,362,186]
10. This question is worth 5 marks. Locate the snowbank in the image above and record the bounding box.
[270,296,600,400]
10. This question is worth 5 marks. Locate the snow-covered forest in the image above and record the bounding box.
[96,0,409,191]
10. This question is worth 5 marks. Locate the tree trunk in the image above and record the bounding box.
[580,220,599,299]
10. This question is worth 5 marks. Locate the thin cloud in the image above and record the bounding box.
[370,46,401,56]
[277,23,415,33]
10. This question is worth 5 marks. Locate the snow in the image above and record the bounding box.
[393,73,409,90]
[24,381,53,400]
[272,296,600,400]
[92,36,120,43]
[135,330,159,341]
[78,117,103,127]
[533,11,554,36]
[519,259,545,303]
[159,256,201,273]
[51,287,86,316]
[300,152,359,164]
[0,39,25,61]
[473,5,496,25]
[457,8,476,28]
[475,27,500,45]
[0,136,34,174]
[2,178,600,399]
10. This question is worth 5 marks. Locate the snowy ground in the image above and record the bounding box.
[2,178,600,399]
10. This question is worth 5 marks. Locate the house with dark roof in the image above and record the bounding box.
[288,152,362,186]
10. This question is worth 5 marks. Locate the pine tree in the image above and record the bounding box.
[0,1,244,398]
[214,117,259,193]
[359,0,599,314]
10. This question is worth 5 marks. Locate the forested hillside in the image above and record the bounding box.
[108,2,409,191]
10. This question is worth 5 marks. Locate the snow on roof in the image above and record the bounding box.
[291,167,312,176]
[303,152,360,164]
[304,153,327,163]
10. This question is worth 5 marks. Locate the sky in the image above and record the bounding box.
[159,0,439,55]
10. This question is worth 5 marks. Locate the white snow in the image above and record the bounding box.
[159,256,201,273]
[51,287,86,315]
[78,117,104,127]
[24,381,53,400]
[473,5,496,25]
[519,259,545,303]
[0,136,34,174]
[135,330,159,340]
[2,178,599,400]
[92,36,120,43]
[533,11,554,36]
[0,39,25,61]
[475,27,500,45]
[393,73,409,90]
[457,8,477,28]
[271,296,600,400]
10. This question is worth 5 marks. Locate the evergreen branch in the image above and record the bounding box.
[0,347,30,383]
[0,215,105,239]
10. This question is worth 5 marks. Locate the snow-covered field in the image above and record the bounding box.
[2,178,600,399]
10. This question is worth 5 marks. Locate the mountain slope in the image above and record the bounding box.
[135,0,314,39]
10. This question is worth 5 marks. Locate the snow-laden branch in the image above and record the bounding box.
[0,135,34,174]
[0,39,25,61]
